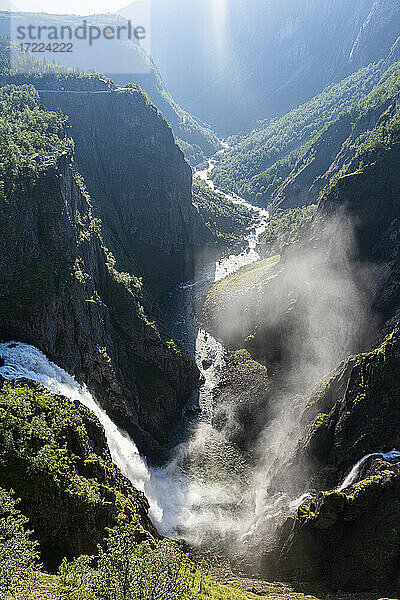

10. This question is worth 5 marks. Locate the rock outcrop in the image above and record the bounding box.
[38,84,213,295]
[0,85,200,463]
[0,378,155,570]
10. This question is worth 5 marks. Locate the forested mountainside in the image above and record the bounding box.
[201,57,400,589]
[274,60,400,214]
[212,58,400,205]
[0,12,220,166]
[211,64,382,204]
[0,83,200,462]
[192,178,255,250]
[149,0,400,135]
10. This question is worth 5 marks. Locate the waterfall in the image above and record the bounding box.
[0,154,274,551]
[337,449,400,492]
[0,341,163,524]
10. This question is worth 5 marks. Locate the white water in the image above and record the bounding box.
[0,149,272,546]
[2,145,397,561]
[195,152,269,282]
[0,341,165,523]
[3,339,399,559]
[336,449,400,492]
[153,153,272,545]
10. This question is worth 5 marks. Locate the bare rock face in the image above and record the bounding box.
[0,152,200,463]
[39,87,213,294]
[349,0,400,69]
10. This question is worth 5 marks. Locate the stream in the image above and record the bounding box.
[0,149,397,565]
[0,150,271,555]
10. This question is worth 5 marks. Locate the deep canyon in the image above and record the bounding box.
[0,2,400,598]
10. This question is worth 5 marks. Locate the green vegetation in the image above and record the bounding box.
[55,520,201,600]
[0,487,39,597]
[0,380,152,571]
[0,381,143,516]
[193,178,254,248]
[212,64,382,203]
[0,83,97,308]
[335,70,400,178]
[0,37,113,91]
[260,206,317,256]
[0,83,72,188]
[0,33,219,166]
[264,60,400,212]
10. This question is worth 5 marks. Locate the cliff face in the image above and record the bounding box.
[349,0,400,67]
[38,86,213,295]
[0,85,201,462]
[0,153,200,462]
[0,12,221,167]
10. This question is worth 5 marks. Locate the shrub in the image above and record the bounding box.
[0,487,39,596]
[59,520,202,600]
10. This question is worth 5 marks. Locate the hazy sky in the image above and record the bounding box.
[2,0,134,14]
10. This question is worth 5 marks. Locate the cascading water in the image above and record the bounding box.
[0,148,275,555]
[0,150,271,550]
[1,148,330,564]
[0,341,163,523]
[2,146,394,567]
[336,449,400,492]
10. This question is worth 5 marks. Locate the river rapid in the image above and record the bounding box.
[0,151,271,557]
[156,153,271,550]
[0,149,396,567]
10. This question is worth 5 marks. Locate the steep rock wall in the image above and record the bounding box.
[0,152,200,462]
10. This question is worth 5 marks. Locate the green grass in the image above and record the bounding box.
[9,573,331,600]
[207,255,281,300]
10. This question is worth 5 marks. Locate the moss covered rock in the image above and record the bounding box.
[0,378,154,570]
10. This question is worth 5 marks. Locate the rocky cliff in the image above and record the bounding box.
[0,12,220,166]
[36,84,213,296]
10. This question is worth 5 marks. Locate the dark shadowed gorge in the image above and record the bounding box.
[0,3,400,600]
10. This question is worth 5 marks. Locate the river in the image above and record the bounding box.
[1,150,393,566]
[0,151,271,554]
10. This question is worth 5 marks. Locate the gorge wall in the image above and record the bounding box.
[38,85,213,296]
[0,85,200,463]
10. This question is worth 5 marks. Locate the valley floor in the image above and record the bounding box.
[10,571,397,600]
